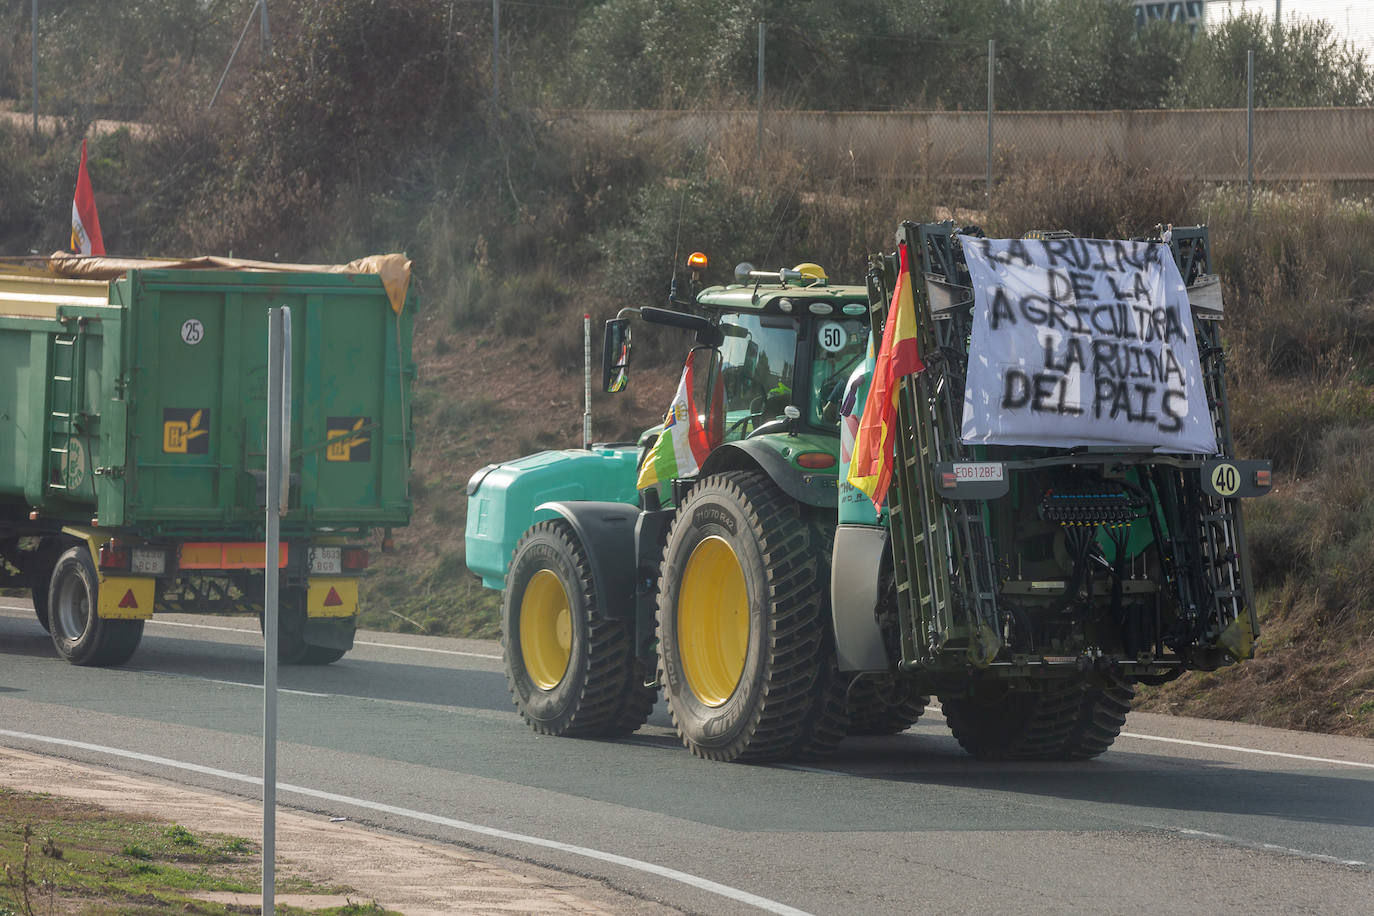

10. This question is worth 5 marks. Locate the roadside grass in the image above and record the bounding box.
[0,788,396,916]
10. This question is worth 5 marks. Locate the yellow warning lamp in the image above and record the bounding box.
[688,251,708,279]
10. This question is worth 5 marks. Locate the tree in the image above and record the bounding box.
[1175,11,1374,108]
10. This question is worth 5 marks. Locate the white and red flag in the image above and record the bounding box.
[70,139,105,255]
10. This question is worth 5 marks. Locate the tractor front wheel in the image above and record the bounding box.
[502,520,655,737]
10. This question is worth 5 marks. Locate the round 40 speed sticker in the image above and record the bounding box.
[1210,462,1240,496]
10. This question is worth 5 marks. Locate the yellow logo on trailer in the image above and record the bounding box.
[326,416,371,462]
[163,408,209,454]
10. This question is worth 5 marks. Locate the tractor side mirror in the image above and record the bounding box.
[603,318,632,393]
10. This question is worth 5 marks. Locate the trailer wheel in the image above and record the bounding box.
[503,520,655,737]
[941,676,1134,761]
[657,471,844,762]
[294,645,347,665]
[25,542,60,632]
[30,586,51,632]
[845,674,928,736]
[48,546,143,667]
[258,591,351,665]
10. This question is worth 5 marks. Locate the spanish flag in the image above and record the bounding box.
[71,139,105,256]
[847,240,924,510]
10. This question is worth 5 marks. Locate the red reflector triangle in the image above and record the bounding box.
[324,587,343,607]
[118,589,138,609]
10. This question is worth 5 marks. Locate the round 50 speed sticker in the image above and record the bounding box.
[817,321,848,353]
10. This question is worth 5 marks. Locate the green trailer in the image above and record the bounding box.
[0,254,414,665]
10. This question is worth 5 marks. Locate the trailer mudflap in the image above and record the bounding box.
[305,615,357,651]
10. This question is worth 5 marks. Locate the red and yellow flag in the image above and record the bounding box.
[847,240,924,510]
[71,139,105,256]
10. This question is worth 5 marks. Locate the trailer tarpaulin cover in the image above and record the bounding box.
[958,235,1217,454]
[42,252,413,315]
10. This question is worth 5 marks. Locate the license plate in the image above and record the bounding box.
[953,462,1004,482]
[131,548,165,575]
[310,547,342,575]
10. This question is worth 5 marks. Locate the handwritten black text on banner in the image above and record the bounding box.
[958,236,1217,454]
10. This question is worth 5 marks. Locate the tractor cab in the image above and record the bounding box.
[698,262,870,440]
[603,255,872,507]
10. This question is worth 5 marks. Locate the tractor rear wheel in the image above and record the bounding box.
[846,674,928,736]
[48,546,143,667]
[656,471,845,762]
[941,676,1134,761]
[503,520,655,737]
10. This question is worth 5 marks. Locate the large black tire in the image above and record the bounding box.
[30,586,51,632]
[27,542,60,632]
[846,674,929,736]
[503,520,656,737]
[260,589,349,665]
[656,471,846,763]
[1061,675,1136,760]
[293,643,347,665]
[48,546,144,667]
[941,676,1135,761]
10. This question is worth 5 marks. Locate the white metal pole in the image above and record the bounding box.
[263,305,290,916]
[583,314,592,449]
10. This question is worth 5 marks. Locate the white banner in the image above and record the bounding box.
[959,236,1217,454]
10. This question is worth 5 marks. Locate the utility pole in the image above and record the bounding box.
[260,0,272,61]
[492,0,501,110]
[1246,50,1255,219]
[986,39,995,205]
[31,0,38,134]
[757,23,765,158]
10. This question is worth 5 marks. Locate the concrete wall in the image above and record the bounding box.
[549,108,1374,182]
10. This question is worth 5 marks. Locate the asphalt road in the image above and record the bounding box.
[2,599,1372,915]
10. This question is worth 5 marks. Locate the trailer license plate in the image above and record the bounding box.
[131,548,165,575]
[310,547,342,575]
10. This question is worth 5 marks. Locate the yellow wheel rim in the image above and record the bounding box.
[520,569,572,690]
[678,536,750,707]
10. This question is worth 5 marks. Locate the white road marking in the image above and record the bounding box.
[131,670,330,698]
[141,618,504,660]
[1162,825,1367,868]
[1119,732,1374,771]
[0,729,813,916]
[353,639,502,661]
[145,620,257,635]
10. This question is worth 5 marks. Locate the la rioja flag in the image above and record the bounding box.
[71,139,105,255]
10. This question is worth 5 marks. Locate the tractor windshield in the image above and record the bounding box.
[717,313,797,441]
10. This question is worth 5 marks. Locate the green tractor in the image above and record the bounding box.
[464,221,1270,762]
